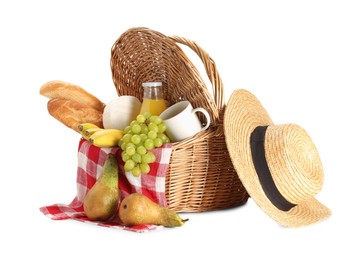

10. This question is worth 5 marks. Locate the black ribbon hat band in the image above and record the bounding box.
[250,126,296,212]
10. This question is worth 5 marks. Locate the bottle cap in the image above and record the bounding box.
[142,82,163,87]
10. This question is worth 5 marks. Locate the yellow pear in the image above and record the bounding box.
[83,153,119,221]
[119,193,188,227]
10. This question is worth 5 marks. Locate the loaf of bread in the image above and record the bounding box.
[40,80,105,112]
[47,98,103,132]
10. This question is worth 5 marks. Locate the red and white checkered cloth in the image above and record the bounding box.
[40,138,173,233]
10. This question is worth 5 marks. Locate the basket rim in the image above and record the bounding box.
[110,27,225,123]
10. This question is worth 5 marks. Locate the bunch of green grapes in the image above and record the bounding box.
[119,112,170,177]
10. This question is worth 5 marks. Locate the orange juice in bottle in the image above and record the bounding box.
[140,82,167,116]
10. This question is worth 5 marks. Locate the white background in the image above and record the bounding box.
[1,0,361,259]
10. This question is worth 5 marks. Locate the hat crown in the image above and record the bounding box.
[264,124,323,205]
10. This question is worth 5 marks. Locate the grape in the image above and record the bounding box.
[142,152,156,164]
[140,124,149,134]
[136,114,146,124]
[122,133,132,143]
[149,115,162,125]
[131,134,141,145]
[119,112,170,177]
[148,130,157,140]
[131,123,141,134]
[122,151,130,162]
[140,163,150,174]
[119,141,126,150]
[136,145,147,155]
[132,166,141,177]
[157,133,168,143]
[144,139,155,150]
[141,154,151,164]
[154,137,163,147]
[143,111,152,119]
[125,142,135,149]
[124,126,131,134]
[126,146,136,156]
[148,122,158,132]
[140,133,148,142]
[158,122,167,133]
[148,152,156,162]
[124,159,135,171]
[131,153,142,163]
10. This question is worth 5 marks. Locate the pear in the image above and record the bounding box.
[83,153,119,221]
[119,193,188,227]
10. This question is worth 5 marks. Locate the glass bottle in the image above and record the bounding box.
[139,82,167,116]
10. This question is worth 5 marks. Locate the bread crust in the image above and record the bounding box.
[40,80,105,112]
[47,98,103,132]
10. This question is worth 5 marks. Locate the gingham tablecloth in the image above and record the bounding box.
[40,138,172,233]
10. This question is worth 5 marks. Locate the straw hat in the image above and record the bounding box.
[224,89,331,227]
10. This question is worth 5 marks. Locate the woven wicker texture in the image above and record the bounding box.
[111,27,248,212]
[224,89,331,227]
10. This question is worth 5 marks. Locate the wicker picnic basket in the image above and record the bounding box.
[110,27,249,212]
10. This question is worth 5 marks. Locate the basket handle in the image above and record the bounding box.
[168,36,225,113]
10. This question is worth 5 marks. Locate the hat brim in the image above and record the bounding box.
[224,89,331,227]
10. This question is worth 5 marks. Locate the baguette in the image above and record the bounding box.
[47,98,103,132]
[40,80,105,112]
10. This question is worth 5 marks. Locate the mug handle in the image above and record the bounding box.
[192,108,211,131]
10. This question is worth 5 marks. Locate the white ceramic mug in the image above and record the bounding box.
[160,101,211,142]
